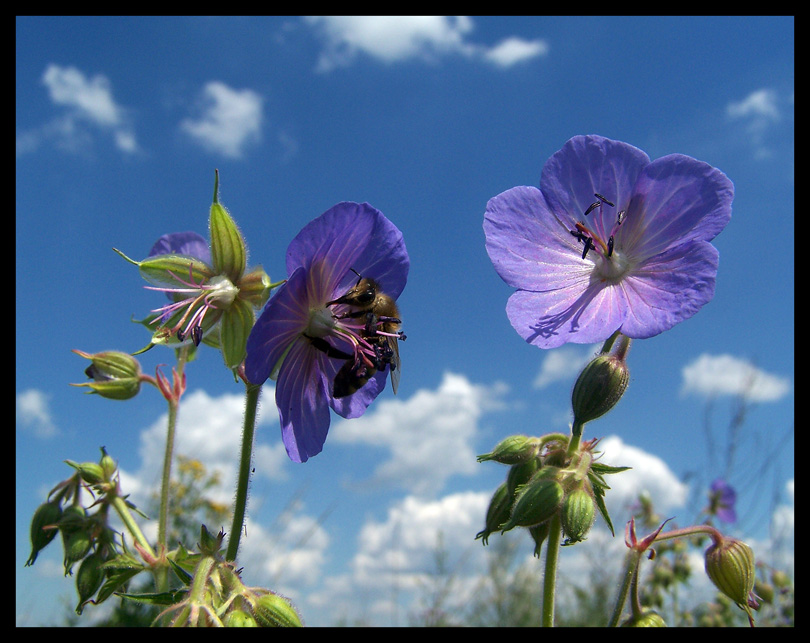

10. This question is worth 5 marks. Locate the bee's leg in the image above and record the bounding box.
[303,334,353,360]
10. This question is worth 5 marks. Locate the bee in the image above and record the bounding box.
[325,272,405,398]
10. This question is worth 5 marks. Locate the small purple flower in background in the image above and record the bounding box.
[707,478,738,523]
[149,231,211,266]
[245,202,409,463]
[484,135,733,348]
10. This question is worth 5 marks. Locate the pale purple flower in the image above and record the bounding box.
[148,231,211,265]
[484,135,733,348]
[708,478,738,523]
[245,202,409,463]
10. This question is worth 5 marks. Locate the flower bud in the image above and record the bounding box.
[500,477,564,532]
[225,609,258,627]
[571,353,629,425]
[65,460,105,485]
[621,611,667,627]
[704,536,756,608]
[71,350,142,400]
[75,550,106,614]
[476,483,512,545]
[506,457,541,495]
[99,447,117,480]
[529,521,552,558]
[477,435,539,465]
[238,266,275,309]
[561,486,596,544]
[253,593,303,627]
[26,501,62,566]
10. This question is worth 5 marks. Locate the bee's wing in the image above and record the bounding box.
[387,336,400,395]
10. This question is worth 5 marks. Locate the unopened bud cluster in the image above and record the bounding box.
[477,435,611,551]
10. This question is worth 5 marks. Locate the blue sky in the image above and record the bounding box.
[16,16,793,626]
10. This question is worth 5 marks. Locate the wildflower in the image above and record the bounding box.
[117,175,276,368]
[707,478,738,523]
[245,202,409,462]
[484,135,733,348]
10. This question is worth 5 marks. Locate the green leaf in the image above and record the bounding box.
[115,588,188,606]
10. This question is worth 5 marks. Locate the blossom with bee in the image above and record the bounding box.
[245,202,409,463]
[484,135,733,348]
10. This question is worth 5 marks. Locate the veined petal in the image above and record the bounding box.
[619,154,734,260]
[244,266,310,385]
[287,202,409,301]
[617,241,719,339]
[275,338,331,463]
[485,186,592,291]
[330,370,387,419]
[506,278,628,348]
[148,231,211,264]
[540,135,650,228]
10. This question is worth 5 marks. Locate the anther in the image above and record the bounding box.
[607,236,614,257]
[594,193,615,207]
[581,237,594,260]
[570,228,588,243]
[191,325,203,347]
[583,201,602,216]
[617,210,627,225]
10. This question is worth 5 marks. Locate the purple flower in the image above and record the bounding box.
[148,231,212,265]
[484,135,733,348]
[245,202,409,463]
[708,478,738,523]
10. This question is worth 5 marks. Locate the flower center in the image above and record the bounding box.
[568,192,633,283]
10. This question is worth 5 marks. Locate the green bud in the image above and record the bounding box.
[239,266,275,309]
[65,460,105,485]
[621,611,667,627]
[71,350,143,400]
[561,486,596,544]
[26,501,62,566]
[754,580,774,605]
[476,483,512,545]
[63,528,92,575]
[501,477,564,532]
[477,435,539,465]
[571,352,629,425]
[209,175,246,284]
[506,458,542,498]
[704,537,756,608]
[225,609,258,627]
[75,550,106,614]
[529,521,552,558]
[771,569,791,589]
[99,447,117,480]
[253,593,304,627]
[219,297,255,369]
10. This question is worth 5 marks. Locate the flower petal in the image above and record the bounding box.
[244,266,310,386]
[485,186,591,291]
[505,278,628,348]
[148,231,211,264]
[619,154,734,260]
[540,135,650,228]
[275,337,332,463]
[287,202,409,301]
[617,241,719,339]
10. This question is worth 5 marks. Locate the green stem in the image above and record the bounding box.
[225,382,262,562]
[608,549,642,626]
[599,329,622,354]
[110,494,156,560]
[541,514,562,626]
[566,420,586,458]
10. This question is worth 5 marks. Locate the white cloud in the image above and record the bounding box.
[22,64,140,155]
[16,389,58,438]
[332,372,508,496]
[533,344,600,389]
[726,88,784,159]
[727,88,780,122]
[482,36,550,67]
[305,16,547,71]
[180,81,263,159]
[680,354,791,403]
[129,388,287,508]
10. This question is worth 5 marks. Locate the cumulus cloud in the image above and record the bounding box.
[17,64,139,156]
[180,81,264,159]
[681,354,791,403]
[16,389,58,438]
[304,16,548,71]
[533,344,600,389]
[331,372,508,496]
[726,88,786,159]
